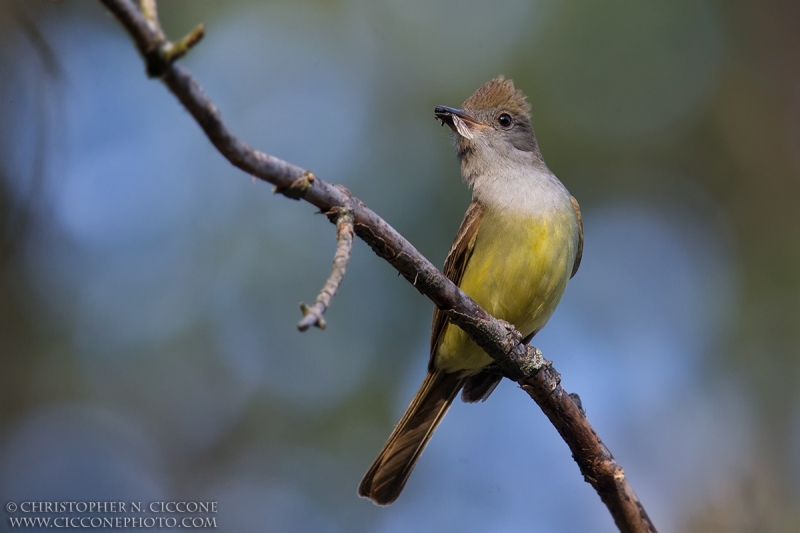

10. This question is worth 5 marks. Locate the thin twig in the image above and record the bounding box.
[114,0,205,78]
[139,0,162,37]
[161,25,205,68]
[297,205,354,331]
[96,1,658,531]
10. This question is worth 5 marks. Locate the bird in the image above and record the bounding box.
[358,76,583,505]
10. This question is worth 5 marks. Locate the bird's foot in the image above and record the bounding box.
[497,319,522,343]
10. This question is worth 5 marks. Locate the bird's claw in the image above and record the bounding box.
[497,319,522,342]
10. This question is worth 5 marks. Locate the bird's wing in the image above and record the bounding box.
[570,195,583,279]
[429,201,484,369]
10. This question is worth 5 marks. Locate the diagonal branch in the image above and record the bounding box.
[297,203,354,331]
[97,1,658,531]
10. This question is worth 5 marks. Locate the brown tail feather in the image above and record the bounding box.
[358,370,465,505]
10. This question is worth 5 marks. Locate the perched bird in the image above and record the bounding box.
[359,77,583,505]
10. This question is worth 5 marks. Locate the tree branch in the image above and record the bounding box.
[97,1,657,531]
[297,203,354,331]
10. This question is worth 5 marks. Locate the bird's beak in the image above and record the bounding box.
[434,105,481,140]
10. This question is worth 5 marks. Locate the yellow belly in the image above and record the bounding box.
[434,208,578,374]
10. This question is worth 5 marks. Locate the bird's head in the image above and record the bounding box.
[434,77,543,182]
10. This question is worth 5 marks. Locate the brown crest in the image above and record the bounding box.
[462,76,530,116]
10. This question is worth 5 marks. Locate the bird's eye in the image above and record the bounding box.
[497,113,513,128]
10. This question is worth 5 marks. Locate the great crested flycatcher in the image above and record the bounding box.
[358,77,583,505]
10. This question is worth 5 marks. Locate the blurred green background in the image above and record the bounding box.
[2,0,799,531]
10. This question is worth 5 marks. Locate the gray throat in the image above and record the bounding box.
[459,145,571,215]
